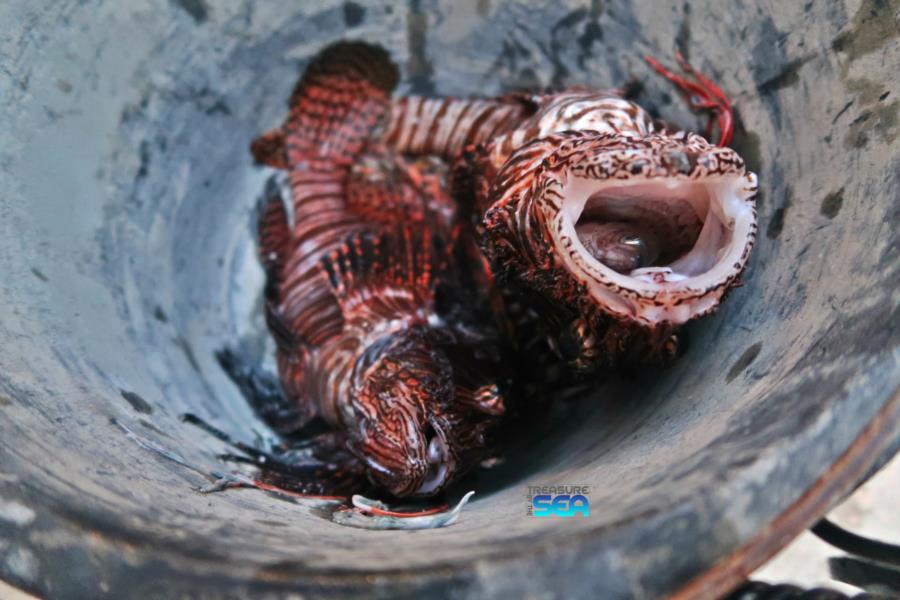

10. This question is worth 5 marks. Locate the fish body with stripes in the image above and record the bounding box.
[245,42,508,499]
[379,54,758,373]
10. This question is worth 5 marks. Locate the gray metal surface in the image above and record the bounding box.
[0,1,898,598]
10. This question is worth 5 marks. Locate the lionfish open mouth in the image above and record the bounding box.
[559,171,756,321]
[549,142,757,325]
[485,130,758,330]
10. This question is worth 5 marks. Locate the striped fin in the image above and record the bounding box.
[384,94,537,160]
[251,41,399,169]
[320,228,447,326]
[345,151,456,232]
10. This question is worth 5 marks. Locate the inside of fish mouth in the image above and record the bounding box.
[570,179,731,278]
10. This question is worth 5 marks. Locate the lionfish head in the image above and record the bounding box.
[484,130,758,369]
[348,329,462,498]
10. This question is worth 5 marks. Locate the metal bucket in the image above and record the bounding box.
[1,1,897,598]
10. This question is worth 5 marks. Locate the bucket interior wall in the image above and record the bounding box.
[0,1,898,598]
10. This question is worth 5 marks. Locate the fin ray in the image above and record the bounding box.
[281,41,399,167]
[320,228,449,326]
[250,41,398,170]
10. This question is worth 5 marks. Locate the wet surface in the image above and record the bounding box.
[0,1,897,599]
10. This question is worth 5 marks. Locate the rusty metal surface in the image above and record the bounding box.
[0,1,898,599]
[672,391,900,599]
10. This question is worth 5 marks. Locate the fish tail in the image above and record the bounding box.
[251,41,400,168]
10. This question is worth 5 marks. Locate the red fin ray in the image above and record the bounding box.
[251,41,399,170]
[644,51,734,146]
[320,228,450,327]
[345,150,456,232]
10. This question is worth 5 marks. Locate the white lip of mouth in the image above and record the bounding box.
[552,172,757,324]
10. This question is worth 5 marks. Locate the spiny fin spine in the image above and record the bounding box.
[320,228,447,326]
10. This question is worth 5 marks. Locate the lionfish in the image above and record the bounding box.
[176,43,756,529]
[378,53,758,372]
[206,42,508,527]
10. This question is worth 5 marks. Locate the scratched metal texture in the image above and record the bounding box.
[0,1,898,598]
